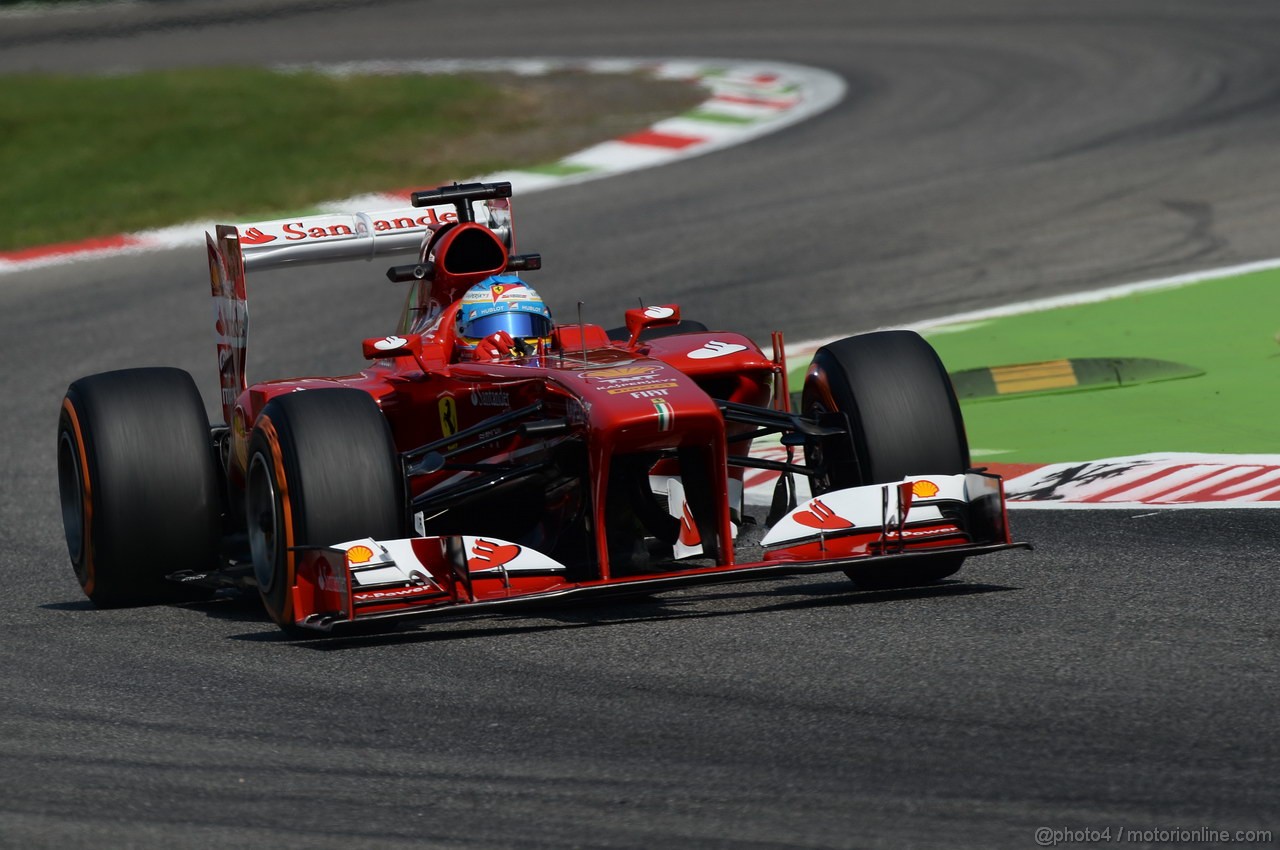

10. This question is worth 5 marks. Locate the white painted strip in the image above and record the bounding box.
[910,258,1280,332]
[649,60,715,81]
[695,100,777,120]
[582,59,655,75]
[132,221,215,250]
[649,116,752,142]
[785,257,1280,358]
[561,139,695,171]
[457,170,577,194]
[709,92,796,109]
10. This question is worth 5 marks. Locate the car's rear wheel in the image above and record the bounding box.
[57,367,221,606]
[801,330,969,588]
[245,389,404,628]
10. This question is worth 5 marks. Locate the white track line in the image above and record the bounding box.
[782,257,1280,365]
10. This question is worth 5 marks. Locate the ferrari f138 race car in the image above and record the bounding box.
[57,181,1025,633]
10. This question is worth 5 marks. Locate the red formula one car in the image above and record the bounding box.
[57,181,1024,633]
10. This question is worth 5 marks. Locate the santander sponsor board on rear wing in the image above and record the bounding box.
[232,197,514,270]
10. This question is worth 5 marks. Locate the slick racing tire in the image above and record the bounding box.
[245,389,404,629]
[801,330,969,588]
[57,367,221,607]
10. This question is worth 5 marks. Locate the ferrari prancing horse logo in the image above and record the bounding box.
[489,282,525,302]
[438,397,458,437]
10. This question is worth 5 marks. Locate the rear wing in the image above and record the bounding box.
[230,196,513,271]
[205,191,514,424]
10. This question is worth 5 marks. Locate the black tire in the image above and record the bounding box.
[245,389,404,628]
[801,330,969,587]
[57,367,221,607]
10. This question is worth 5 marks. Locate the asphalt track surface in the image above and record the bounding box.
[2,2,1279,847]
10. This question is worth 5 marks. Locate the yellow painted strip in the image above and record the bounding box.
[992,359,1077,394]
[991,360,1075,378]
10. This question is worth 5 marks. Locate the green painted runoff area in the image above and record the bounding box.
[787,268,1280,463]
[928,269,1280,462]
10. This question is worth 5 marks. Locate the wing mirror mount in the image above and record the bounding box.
[623,304,681,349]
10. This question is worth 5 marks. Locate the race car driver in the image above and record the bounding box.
[452,274,553,362]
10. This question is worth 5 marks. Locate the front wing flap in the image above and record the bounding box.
[289,472,1023,631]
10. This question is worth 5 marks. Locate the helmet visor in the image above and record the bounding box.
[461,311,552,342]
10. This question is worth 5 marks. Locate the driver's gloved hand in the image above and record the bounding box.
[472,330,516,361]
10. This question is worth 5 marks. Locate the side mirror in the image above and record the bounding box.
[362,333,423,360]
[623,304,681,348]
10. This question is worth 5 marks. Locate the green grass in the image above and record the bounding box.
[927,270,1280,462]
[785,270,1280,463]
[0,67,699,251]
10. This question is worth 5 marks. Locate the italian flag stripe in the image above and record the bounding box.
[653,398,674,431]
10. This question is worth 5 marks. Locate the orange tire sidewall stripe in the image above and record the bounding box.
[806,362,838,413]
[61,398,96,596]
[256,415,296,626]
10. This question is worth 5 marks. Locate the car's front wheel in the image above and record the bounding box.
[801,330,970,588]
[245,389,405,628]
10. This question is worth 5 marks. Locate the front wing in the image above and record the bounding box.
[287,472,1027,632]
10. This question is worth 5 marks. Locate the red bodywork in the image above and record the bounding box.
[204,183,1021,631]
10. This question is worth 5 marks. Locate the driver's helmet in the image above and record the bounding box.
[454,274,553,359]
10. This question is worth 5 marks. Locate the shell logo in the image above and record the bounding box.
[590,365,660,378]
[911,480,940,498]
[346,545,375,565]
